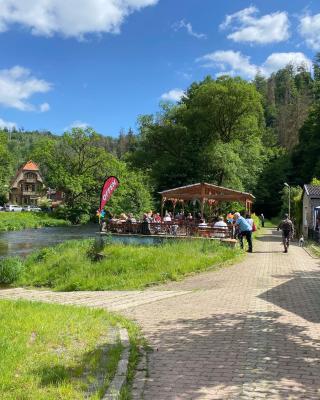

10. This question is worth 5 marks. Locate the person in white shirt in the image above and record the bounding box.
[163,211,172,222]
[198,218,208,227]
[214,216,228,228]
[213,216,228,237]
[245,213,254,227]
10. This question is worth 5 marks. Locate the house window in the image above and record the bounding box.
[25,172,36,180]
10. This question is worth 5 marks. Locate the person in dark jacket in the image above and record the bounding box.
[277,214,294,253]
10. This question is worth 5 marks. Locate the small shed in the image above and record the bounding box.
[302,184,320,236]
[159,182,255,217]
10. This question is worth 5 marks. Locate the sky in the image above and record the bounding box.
[0,0,319,136]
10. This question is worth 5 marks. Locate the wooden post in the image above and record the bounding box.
[161,196,165,219]
[172,199,177,217]
[201,199,205,219]
[201,183,205,219]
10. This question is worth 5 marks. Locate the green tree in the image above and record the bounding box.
[130,76,265,194]
[0,132,12,203]
[32,128,152,223]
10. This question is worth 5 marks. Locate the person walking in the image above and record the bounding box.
[277,213,294,253]
[260,213,265,227]
[234,212,253,253]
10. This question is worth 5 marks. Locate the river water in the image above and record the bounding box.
[0,224,166,259]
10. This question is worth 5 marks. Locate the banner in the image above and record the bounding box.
[99,176,119,211]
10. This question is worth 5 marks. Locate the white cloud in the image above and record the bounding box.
[299,13,320,50]
[161,89,185,102]
[220,6,290,44]
[0,66,52,111]
[0,0,159,39]
[40,102,50,112]
[197,50,312,79]
[173,20,207,39]
[65,120,90,131]
[262,52,312,76]
[0,117,16,130]
[197,51,258,78]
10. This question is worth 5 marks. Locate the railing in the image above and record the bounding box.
[102,220,234,239]
[22,191,38,196]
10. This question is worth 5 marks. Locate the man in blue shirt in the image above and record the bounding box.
[234,212,253,253]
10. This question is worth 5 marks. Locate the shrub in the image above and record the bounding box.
[0,257,24,284]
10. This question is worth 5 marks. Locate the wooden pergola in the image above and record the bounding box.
[159,182,255,217]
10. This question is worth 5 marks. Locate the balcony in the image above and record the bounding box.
[22,191,38,196]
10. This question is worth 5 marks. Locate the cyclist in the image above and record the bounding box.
[277,214,294,253]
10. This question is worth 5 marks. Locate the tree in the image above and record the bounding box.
[129,76,265,194]
[0,132,12,203]
[32,128,153,223]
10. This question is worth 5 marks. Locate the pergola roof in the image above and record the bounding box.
[159,182,255,203]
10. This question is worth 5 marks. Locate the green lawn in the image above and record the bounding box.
[0,299,139,400]
[305,241,320,258]
[17,238,242,291]
[0,212,70,232]
[264,218,279,228]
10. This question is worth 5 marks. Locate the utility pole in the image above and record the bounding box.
[284,182,291,218]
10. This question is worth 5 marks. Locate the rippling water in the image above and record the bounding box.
[0,225,166,258]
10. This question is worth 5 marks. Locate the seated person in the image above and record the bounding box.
[186,213,193,222]
[163,211,172,222]
[213,216,228,237]
[119,213,128,222]
[198,218,208,227]
[127,213,136,223]
[153,213,161,223]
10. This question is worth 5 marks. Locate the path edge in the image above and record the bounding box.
[103,327,130,399]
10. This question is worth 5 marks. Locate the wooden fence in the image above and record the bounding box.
[102,221,234,239]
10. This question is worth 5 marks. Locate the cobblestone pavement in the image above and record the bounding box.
[1,229,320,399]
[124,229,320,399]
[0,288,190,311]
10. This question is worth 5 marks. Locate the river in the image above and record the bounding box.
[0,224,165,259]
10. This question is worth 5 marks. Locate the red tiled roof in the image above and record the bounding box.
[22,160,39,171]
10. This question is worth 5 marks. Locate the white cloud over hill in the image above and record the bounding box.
[0,117,16,130]
[197,51,312,79]
[161,89,185,102]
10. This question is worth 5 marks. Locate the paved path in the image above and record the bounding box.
[1,229,320,399]
[125,229,320,399]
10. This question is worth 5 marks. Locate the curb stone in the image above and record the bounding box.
[131,347,148,399]
[103,328,130,400]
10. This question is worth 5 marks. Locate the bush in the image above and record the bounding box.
[0,257,24,284]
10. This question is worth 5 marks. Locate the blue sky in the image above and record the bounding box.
[0,0,319,136]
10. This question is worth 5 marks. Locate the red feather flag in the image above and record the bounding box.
[99,176,119,211]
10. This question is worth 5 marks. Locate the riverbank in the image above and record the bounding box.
[0,299,141,399]
[14,238,242,291]
[0,212,71,232]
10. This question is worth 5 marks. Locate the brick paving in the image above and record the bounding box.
[1,228,320,399]
[125,229,320,399]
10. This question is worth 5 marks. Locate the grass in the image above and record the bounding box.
[0,212,71,232]
[264,218,280,228]
[305,241,320,258]
[0,299,140,400]
[17,238,242,291]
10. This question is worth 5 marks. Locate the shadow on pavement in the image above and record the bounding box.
[145,311,320,399]
[259,270,320,323]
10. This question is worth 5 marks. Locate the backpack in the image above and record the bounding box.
[281,219,292,232]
